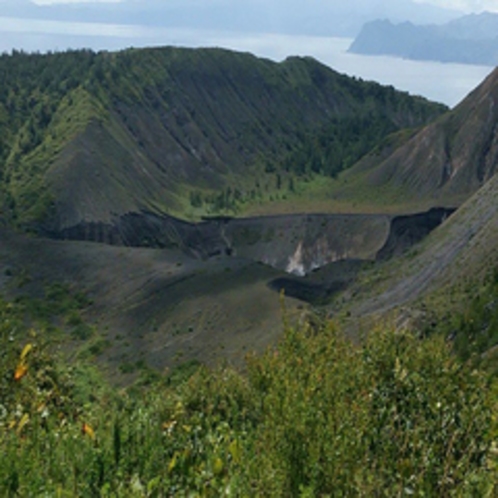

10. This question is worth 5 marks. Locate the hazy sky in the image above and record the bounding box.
[24,0,498,12]
[415,0,498,12]
[32,1,123,3]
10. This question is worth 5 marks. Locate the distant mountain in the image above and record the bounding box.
[442,11,498,40]
[0,46,445,233]
[349,11,498,65]
[4,0,462,38]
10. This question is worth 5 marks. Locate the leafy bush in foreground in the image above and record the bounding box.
[1,298,497,496]
[244,324,494,496]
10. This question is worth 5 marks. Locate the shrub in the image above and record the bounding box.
[243,323,495,496]
[0,299,496,496]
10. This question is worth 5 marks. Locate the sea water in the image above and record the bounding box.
[0,17,493,108]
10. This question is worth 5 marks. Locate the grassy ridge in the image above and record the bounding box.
[0,48,447,228]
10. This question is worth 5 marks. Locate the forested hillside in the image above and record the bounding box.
[0,47,446,231]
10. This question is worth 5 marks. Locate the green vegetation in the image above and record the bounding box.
[281,78,429,180]
[0,50,106,226]
[2,45,496,496]
[283,114,396,178]
[1,290,498,496]
[427,270,498,375]
[0,47,446,228]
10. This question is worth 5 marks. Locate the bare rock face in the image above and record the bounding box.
[224,215,391,275]
[47,208,453,275]
[376,208,455,260]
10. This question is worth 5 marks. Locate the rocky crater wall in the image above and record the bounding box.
[47,209,454,275]
[376,208,456,260]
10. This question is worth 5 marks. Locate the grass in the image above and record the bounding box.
[238,172,441,218]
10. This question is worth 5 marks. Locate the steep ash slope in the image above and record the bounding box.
[344,67,498,208]
[344,171,498,320]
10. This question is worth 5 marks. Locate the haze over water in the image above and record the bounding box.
[0,16,493,108]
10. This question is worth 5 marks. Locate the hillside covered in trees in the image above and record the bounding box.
[0,47,446,231]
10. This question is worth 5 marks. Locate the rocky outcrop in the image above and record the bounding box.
[376,208,455,260]
[47,208,453,275]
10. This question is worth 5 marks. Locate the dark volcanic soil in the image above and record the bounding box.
[0,227,302,374]
[0,206,453,378]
